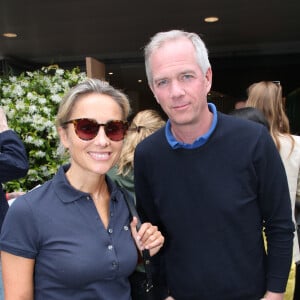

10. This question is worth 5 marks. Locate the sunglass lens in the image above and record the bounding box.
[105,121,128,141]
[76,119,99,140]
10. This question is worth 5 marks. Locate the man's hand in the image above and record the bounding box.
[261,291,284,300]
[0,107,9,132]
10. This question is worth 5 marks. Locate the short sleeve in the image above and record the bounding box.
[0,195,39,258]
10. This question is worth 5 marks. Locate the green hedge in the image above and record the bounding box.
[0,65,86,191]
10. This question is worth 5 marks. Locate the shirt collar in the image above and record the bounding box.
[165,102,218,149]
[53,164,120,203]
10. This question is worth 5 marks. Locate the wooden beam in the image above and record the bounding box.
[85,57,105,80]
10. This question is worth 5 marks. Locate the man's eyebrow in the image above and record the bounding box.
[179,69,196,74]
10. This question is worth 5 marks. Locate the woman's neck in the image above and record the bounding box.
[65,166,107,196]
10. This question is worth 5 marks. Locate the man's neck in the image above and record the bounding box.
[171,111,213,144]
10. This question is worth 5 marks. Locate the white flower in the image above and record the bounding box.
[15,100,26,110]
[38,97,47,105]
[56,69,64,76]
[9,76,17,82]
[50,94,61,103]
[35,139,44,147]
[35,150,46,158]
[24,135,34,143]
[28,169,38,176]
[44,120,54,128]
[13,85,24,97]
[50,83,62,94]
[27,92,36,100]
[42,107,51,116]
[28,105,37,114]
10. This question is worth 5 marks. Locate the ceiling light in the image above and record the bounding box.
[2,32,17,38]
[138,79,142,83]
[204,16,219,23]
[108,72,113,75]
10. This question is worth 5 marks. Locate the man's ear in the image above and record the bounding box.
[205,68,213,92]
[150,85,160,104]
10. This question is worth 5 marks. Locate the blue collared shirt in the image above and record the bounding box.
[165,103,218,149]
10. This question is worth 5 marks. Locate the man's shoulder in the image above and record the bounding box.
[217,111,266,134]
[137,126,165,148]
[213,112,274,153]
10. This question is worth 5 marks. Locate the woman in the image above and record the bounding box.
[108,109,165,200]
[0,78,164,300]
[246,80,300,300]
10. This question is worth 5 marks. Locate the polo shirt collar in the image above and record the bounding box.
[53,164,120,203]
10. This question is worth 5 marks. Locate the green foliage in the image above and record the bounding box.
[0,65,86,191]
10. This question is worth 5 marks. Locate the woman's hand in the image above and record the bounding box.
[130,217,164,256]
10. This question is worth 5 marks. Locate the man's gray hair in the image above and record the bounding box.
[144,30,211,87]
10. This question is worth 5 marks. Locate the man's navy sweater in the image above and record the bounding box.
[134,112,294,300]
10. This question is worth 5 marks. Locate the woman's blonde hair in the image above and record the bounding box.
[56,78,131,155]
[56,78,130,128]
[117,109,165,176]
[246,81,294,153]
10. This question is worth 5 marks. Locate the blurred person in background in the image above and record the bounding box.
[108,109,165,200]
[228,106,270,130]
[246,80,300,300]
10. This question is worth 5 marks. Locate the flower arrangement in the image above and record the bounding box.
[0,65,86,191]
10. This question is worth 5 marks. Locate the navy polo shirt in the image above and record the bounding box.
[0,164,138,300]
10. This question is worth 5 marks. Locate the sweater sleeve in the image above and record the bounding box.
[0,130,29,182]
[134,141,169,298]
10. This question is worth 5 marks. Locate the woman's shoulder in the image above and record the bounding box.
[292,134,300,144]
[291,134,300,153]
[278,134,300,161]
[279,134,300,146]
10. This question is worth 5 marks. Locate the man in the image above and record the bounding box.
[0,107,28,299]
[134,30,295,300]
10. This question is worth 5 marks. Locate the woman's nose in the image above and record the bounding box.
[94,126,110,146]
